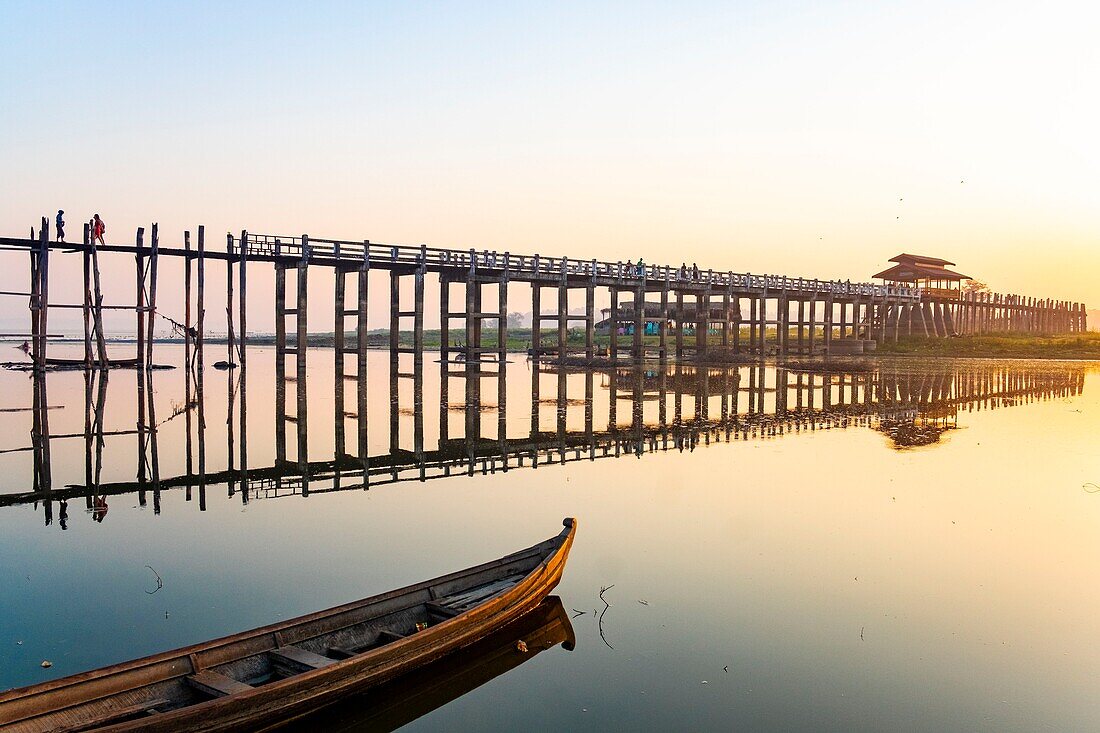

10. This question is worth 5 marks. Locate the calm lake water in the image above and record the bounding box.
[2,344,1099,731]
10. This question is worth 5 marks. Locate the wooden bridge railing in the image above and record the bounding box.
[236,231,923,301]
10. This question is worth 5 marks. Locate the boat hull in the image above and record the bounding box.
[0,520,576,733]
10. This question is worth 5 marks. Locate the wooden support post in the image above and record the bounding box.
[838,298,847,341]
[531,280,541,357]
[414,248,426,458]
[196,227,205,375]
[586,284,595,360]
[136,250,148,494]
[225,233,235,366]
[796,299,805,354]
[748,295,757,355]
[357,245,369,470]
[675,289,684,358]
[146,224,158,368]
[297,245,309,474]
[722,289,731,351]
[28,245,39,370]
[824,295,834,354]
[733,294,744,357]
[334,265,346,458]
[440,276,451,363]
[879,298,888,343]
[633,283,644,361]
[465,275,477,364]
[610,288,619,362]
[275,260,286,465]
[90,223,108,367]
[414,252,425,391]
[238,230,247,371]
[39,220,49,369]
[758,293,767,354]
[777,295,788,356]
[808,296,817,354]
[499,273,509,363]
[558,277,569,358]
[184,231,192,371]
[659,282,669,360]
[135,227,146,371]
[696,292,707,358]
[83,224,92,367]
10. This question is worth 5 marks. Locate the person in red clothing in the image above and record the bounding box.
[92,214,106,246]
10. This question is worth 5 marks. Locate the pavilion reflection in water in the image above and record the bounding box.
[0,355,1087,524]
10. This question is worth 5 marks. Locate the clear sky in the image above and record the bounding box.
[1,1,1096,332]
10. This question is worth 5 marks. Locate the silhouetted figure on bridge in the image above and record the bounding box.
[92,214,106,246]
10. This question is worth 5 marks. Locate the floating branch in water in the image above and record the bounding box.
[598,584,615,650]
[145,565,164,595]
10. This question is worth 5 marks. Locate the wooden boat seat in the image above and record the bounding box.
[186,670,254,698]
[269,646,338,675]
[325,644,360,659]
[426,601,460,620]
[433,575,524,615]
[376,630,406,644]
[49,698,169,732]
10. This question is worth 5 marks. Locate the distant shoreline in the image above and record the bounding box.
[5,330,1099,362]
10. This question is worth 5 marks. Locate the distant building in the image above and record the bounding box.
[594,300,736,335]
[873,254,971,300]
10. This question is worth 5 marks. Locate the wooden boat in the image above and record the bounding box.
[286,595,575,732]
[0,519,577,733]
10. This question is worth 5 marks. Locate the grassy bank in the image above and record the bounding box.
[876,333,1100,360]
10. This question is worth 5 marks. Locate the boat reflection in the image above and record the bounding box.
[278,596,574,733]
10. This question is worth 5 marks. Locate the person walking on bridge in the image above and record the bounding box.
[55,210,65,243]
[92,214,106,246]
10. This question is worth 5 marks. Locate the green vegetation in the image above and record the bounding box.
[242,327,777,352]
[229,327,1100,360]
[876,332,1100,360]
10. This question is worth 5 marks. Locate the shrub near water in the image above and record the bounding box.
[876,332,1100,359]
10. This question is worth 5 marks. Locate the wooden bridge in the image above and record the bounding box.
[2,217,1087,379]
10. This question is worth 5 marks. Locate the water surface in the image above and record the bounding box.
[1,345,1098,731]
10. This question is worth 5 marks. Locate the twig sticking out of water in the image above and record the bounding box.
[598,584,615,650]
[1083,483,1100,493]
[571,609,587,618]
[145,565,164,595]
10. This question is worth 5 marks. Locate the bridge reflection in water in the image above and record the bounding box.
[1,356,1086,522]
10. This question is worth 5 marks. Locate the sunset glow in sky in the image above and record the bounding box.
[1,1,1096,331]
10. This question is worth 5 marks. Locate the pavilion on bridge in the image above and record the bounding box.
[873,254,971,299]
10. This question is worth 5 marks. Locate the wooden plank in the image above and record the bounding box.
[325,645,359,660]
[186,671,253,697]
[427,601,460,619]
[46,698,169,732]
[440,576,522,609]
[270,645,337,671]
[377,630,407,645]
